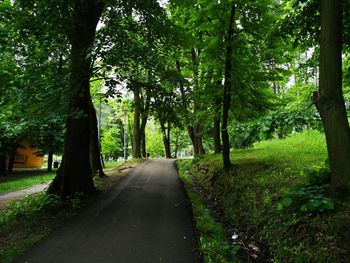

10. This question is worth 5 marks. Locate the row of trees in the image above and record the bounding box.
[0,0,349,200]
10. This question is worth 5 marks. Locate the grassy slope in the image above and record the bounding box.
[178,130,350,262]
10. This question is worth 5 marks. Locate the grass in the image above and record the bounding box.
[0,173,55,194]
[0,160,125,194]
[104,161,121,169]
[178,161,237,263]
[178,130,350,262]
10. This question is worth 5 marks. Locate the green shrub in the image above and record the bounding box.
[231,107,321,148]
[278,164,333,214]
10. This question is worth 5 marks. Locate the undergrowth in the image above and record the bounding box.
[178,161,237,263]
[178,130,350,262]
[0,193,83,263]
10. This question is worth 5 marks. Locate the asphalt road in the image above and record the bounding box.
[13,160,200,263]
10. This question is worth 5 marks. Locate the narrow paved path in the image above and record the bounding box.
[13,160,199,263]
[0,182,50,200]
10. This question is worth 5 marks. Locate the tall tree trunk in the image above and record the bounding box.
[7,151,15,175]
[222,3,236,170]
[47,1,104,197]
[191,49,205,156]
[132,85,142,158]
[0,154,6,177]
[313,0,350,200]
[160,121,171,159]
[140,93,150,158]
[176,60,197,155]
[89,103,106,177]
[174,135,179,158]
[128,117,133,155]
[214,116,221,154]
[47,147,53,173]
[194,125,205,155]
[141,132,146,158]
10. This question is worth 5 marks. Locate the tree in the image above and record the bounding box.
[221,2,236,169]
[48,0,105,197]
[312,0,350,200]
[170,0,278,168]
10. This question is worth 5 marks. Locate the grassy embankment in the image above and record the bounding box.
[178,130,350,262]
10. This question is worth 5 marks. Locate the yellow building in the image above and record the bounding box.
[11,141,44,169]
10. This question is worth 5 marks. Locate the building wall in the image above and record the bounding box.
[9,141,44,169]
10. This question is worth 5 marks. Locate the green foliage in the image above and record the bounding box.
[0,193,63,226]
[231,107,321,148]
[278,163,333,214]
[146,122,164,157]
[101,126,123,159]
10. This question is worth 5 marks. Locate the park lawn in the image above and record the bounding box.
[178,130,350,262]
[104,161,121,169]
[0,161,125,194]
[0,173,55,194]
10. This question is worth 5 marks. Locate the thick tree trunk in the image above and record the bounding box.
[128,117,133,155]
[313,0,350,200]
[89,103,106,177]
[47,148,53,173]
[187,126,196,155]
[222,3,236,170]
[47,1,104,197]
[214,116,221,154]
[160,121,171,158]
[174,136,179,158]
[141,132,146,158]
[190,49,206,156]
[140,93,150,158]
[7,151,15,175]
[194,125,205,155]
[0,155,6,177]
[132,86,142,158]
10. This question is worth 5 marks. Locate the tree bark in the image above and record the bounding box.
[140,92,150,158]
[176,60,199,156]
[194,125,205,155]
[89,103,106,177]
[214,116,221,154]
[174,135,179,158]
[141,132,146,158]
[132,85,142,158]
[47,0,104,197]
[160,121,171,158]
[313,0,350,200]
[7,151,15,175]
[0,154,6,177]
[222,3,236,170]
[47,147,53,173]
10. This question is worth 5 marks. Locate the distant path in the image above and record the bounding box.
[13,159,200,263]
[0,182,51,207]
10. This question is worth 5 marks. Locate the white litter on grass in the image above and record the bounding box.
[231,233,238,240]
